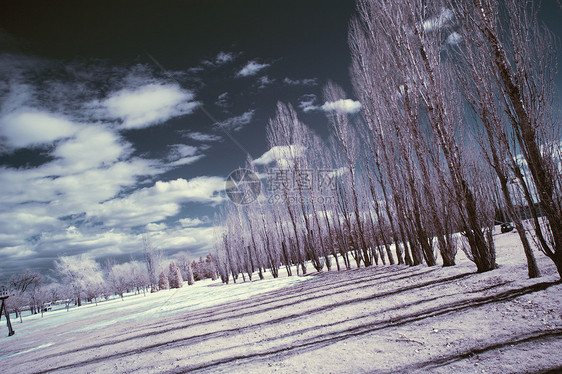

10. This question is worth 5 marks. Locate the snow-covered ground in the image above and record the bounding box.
[0,227,561,373]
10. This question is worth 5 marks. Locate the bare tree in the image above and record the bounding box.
[176,251,195,285]
[8,270,41,295]
[9,270,42,314]
[352,0,495,272]
[143,234,161,292]
[106,262,131,300]
[128,260,149,295]
[324,81,372,267]
[54,255,104,307]
[454,33,541,277]
[5,292,27,323]
[452,0,561,277]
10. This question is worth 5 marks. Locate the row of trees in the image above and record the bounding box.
[214,0,561,281]
[4,248,219,320]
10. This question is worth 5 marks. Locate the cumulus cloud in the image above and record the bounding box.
[253,145,305,168]
[0,55,224,280]
[0,207,60,246]
[298,96,361,114]
[321,99,362,114]
[236,61,269,77]
[0,111,80,149]
[89,176,225,227]
[53,126,129,173]
[102,84,200,129]
[216,110,255,131]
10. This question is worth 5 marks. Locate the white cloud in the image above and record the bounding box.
[0,56,229,278]
[102,84,199,129]
[258,76,275,88]
[215,52,235,65]
[52,126,128,173]
[321,99,362,114]
[298,94,320,113]
[183,131,222,142]
[283,77,318,86]
[216,110,255,131]
[253,145,305,168]
[0,111,80,149]
[0,157,160,221]
[202,52,238,68]
[169,144,198,158]
[153,177,225,203]
[178,217,206,227]
[145,222,168,232]
[89,176,225,228]
[0,207,60,244]
[167,144,204,166]
[144,225,215,253]
[169,155,205,167]
[2,222,216,272]
[236,61,269,77]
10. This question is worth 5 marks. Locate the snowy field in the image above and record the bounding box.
[0,227,561,373]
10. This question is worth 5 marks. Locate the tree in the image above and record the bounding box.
[324,81,372,267]
[158,271,169,290]
[9,270,42,314]
[33,285,53,318]
[451,0,560,278]
[168,261,183,289]
[54,255,103,307]
[5,292,27,323]
[106,262,131,300]
[8,270,41,295]
[176,252,195,285]
[143,234,161,292]
[128,261,149,295]
[351,0,495,272]
[454,35,541,278]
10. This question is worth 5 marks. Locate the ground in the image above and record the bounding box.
[0,228,561,373]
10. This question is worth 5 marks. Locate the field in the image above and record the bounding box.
[1,228,561,374]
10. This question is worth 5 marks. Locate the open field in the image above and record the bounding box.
[1,228,561,374]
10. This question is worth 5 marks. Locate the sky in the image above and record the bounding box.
[0,0,360,281]
[0,1,561,282]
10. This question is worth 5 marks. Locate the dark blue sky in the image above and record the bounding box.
[0,0,358,281]
[0,0,560,281]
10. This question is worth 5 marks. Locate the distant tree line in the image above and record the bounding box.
[3,243,218,321]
